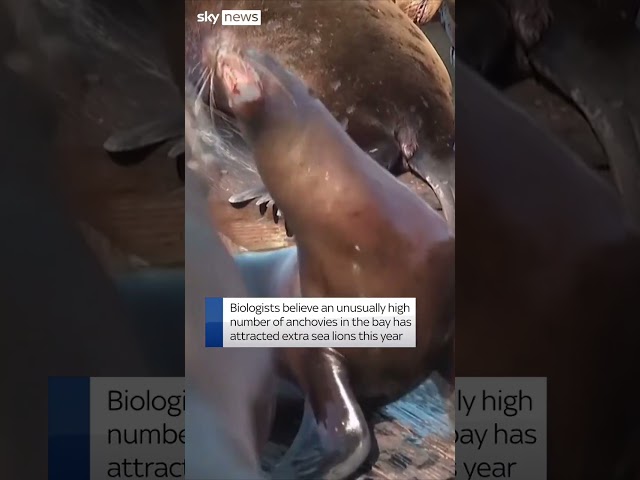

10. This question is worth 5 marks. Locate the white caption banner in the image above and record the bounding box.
[221,297,416,348]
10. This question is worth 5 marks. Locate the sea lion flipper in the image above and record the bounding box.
[273,349,370,479]
[103,115,184,153]
[228,185,270,205]
[272,400,369,480]
[229,186,285,224]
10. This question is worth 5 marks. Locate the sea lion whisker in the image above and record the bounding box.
[193,70,210,118]
[208,70,216,123]
[193,61,208,89]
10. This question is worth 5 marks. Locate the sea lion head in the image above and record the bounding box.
[212,47,318,141]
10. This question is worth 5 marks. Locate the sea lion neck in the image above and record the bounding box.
[250,101,385,232]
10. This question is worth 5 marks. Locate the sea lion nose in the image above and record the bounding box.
[409,152,455,231]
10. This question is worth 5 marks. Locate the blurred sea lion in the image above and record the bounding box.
[454,0,640,225]
[457,60,640,479]
[185,168,277,479]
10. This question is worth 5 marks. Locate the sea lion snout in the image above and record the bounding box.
[216,49,315,115]
[215,48,322,149]
[215,49,265,119]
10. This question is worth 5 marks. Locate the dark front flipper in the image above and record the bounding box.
[228,185,296,236]
[271,349,371,479]
[407,150,456,230]
[228,184,274,212]
[103,114,183,153]
[529,13,640,226]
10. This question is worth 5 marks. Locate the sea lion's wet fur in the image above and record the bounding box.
[185,0,455,227]
[215,48,455,403]
[209,48,454,478]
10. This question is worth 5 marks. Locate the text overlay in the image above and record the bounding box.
[456,377,547,480]
[205,297,417,348]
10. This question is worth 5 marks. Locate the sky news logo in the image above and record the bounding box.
[196,10,261,26]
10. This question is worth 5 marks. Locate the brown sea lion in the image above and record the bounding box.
[185,0,455,230]
[101,0,452,158]
[457,61,640,479]
[185,167,277,479]
[454,0,640,225]
[195,47,454,479]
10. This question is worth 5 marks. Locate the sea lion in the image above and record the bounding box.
[454,0,640,226]
[102,0,454,179]
[457,61,640,479]
[191,47,455,479]
[526,4,640,227]
[185,168,277,479]
[185,0,456,230]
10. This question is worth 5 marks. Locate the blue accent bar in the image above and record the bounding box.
[48,376,90,480]
[205,297,224,347]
